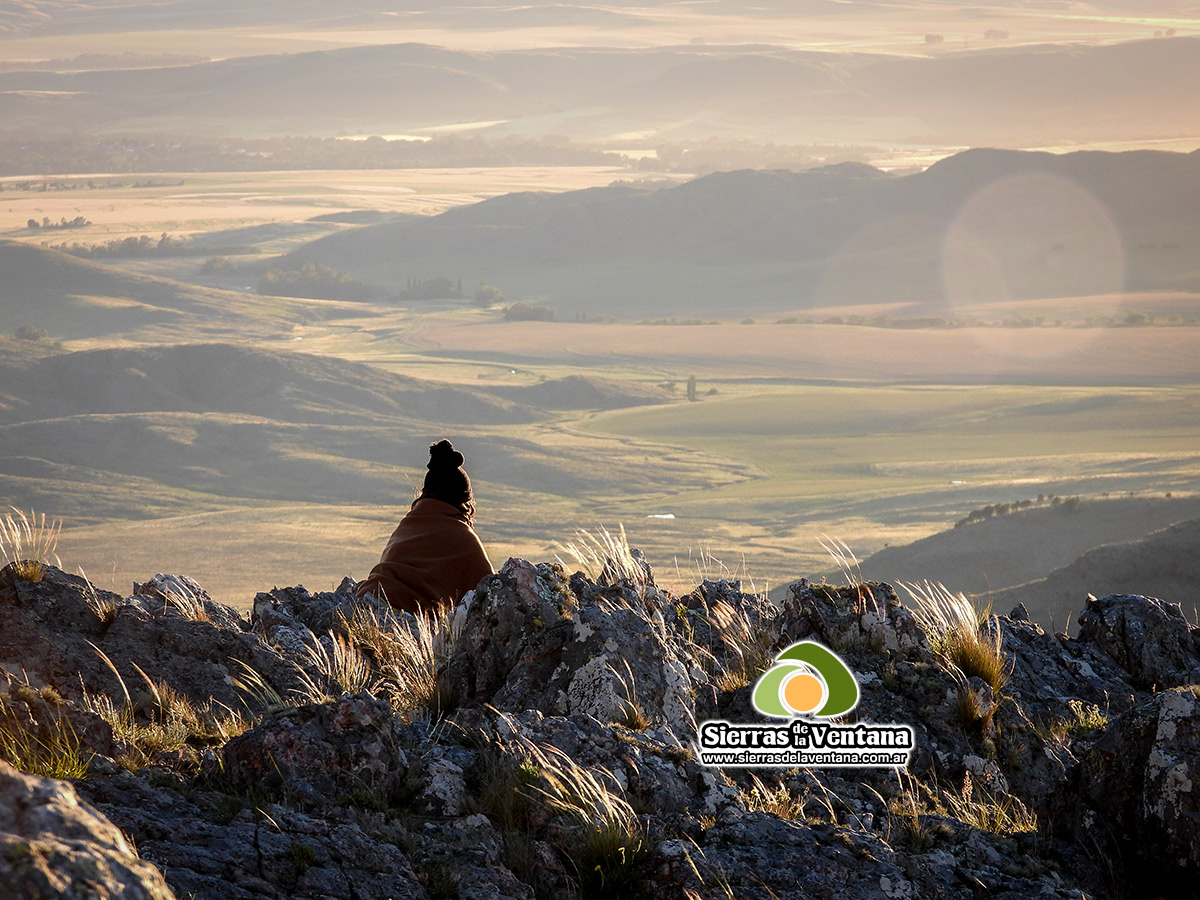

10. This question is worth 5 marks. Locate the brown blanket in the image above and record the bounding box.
[356,498,495,613]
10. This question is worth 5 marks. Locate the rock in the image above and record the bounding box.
[1076,593,1200,689]
[1000,614,1140,725]
[132,573,245,633]
[0,759,174,899]
[1072,687,1200,898]
[3,554,1199,900]
[220,692,409,810]
[0,565,302,715]
[79,770,427,900]
[251,577,401,644]
[444,558,708,742]
[442,558,575,710]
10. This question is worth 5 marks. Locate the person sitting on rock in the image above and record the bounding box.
[356,439,495,613]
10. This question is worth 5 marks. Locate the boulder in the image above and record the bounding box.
[220,692,408,810]
[0,759,174,900]
[1072,687,1200,898]
[1076,593,1200,690]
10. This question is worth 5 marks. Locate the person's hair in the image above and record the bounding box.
[414,439,475,520]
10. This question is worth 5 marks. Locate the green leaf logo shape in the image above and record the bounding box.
[751,641,860,718]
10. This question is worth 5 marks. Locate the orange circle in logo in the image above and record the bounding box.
[782,671,824,714]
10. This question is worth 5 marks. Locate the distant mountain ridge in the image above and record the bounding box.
[293,147,1200,315]
[2,36,1197,148]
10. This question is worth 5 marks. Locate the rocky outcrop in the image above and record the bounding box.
[1076,592,1200,690]
[2,556,1200,899]
[1072,687,1200,898]
[0,564,302,713]
[0,759,174,899]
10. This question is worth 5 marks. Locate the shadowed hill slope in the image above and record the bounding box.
[0,343,545,426]
[0,343,744,519]
[0,343,548,507]
[0,241,336,342]
[991,518,1200,629]
[862,495,1200,625]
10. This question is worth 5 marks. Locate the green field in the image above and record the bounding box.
[577,384,1200,587]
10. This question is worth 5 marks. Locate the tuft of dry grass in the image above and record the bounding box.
[232,604,453,724]
[882,770,1036,847]
[78,568,119,624]
[339,602,451,722]
[481,716,653,898]
[0,691,92,780]
[294,631,377,703]
[612,659,650,731]
[83,645,249,770]
[669,547,763,597]
[742,775,806,820]
[902,580,1009,692]
[702,597,775,693]
[0,507,62,582]
[160,587,210,623]
[518,734,653,899]
[557,524,650,587]
[944,771,1038,835]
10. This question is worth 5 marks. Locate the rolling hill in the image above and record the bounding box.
[990,518,1200,629]
[861,495,1200,627]
[0,342,739,513]
[0,342,545,426]
[1,36,1197,149]
[290,147,1200,315]
[0,241,341,343]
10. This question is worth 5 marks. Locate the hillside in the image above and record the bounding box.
[0,241,338,343]
[488,374,674,410]
[862,495,1200,624]
[292,147,1200,315]
[0,341,761,599]
[4,555,1200,899]
[1,37,1197,150]
[0,344,547,515]
[991,518,1200,628]
[0,342,544,427]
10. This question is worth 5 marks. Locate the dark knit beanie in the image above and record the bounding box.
[421,439,472,508]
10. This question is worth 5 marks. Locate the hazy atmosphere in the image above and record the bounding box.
[2,0,1199,628]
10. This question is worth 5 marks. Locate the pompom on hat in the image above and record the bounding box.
[420,439,472,509]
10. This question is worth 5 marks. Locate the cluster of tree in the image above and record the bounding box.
[256,263,374,301]
[199,256,240,275]
[503,302,556,322]
[13,326,49,342]
[26,215,90,229]
[396,278,463,302]
[45,233,198,258]
[49,235,258,259]
[3,178,181,192]
[954,494,1081,528]
[48,233,184,258]
[473,283,504,307]
[0,134,618,176]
